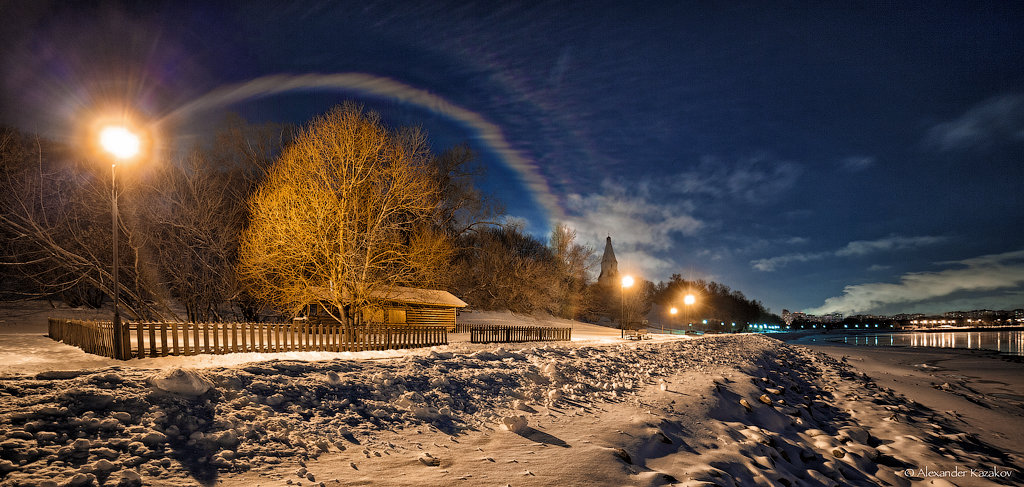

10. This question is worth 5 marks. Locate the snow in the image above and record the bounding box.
[1,302,1022,486]
[147,369,214,397]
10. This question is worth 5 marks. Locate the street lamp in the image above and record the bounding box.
[620,275,634,338]
[683,293,695,331]
[99,125,140,359]
[669,307,678,333]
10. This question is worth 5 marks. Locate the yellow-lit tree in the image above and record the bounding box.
[237,103,450,324]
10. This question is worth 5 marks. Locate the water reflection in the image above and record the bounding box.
[819,331,1023,356]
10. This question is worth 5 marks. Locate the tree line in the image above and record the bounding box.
[0,103,774,327]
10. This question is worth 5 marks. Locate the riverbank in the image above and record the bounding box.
[803,343,1024,460]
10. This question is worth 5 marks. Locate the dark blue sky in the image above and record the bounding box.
[2,1,1023,316]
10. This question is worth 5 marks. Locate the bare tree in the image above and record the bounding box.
[549,223,594,319]
[143,116,292,322]
[0,127,167,318]
[237,103,451,323]
[450,223,560,314]
[144,152,239,322]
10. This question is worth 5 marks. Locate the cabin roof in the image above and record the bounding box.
[317,285,468,308]
[372,286,468,308]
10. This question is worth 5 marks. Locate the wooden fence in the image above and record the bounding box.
[48,318,448,359]
[469,324,571,344]
[48,319,119,358]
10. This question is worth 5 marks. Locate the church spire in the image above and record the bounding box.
[597,235,619,286]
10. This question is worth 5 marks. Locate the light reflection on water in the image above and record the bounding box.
[834,331,1024,356]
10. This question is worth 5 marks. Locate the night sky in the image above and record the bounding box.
[2,1,1023,316]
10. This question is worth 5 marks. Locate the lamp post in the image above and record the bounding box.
[99,126,140,359]
[684,293,695,333]
[620,275,634,338]
[669,307,677,334]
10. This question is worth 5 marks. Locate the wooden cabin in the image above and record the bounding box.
[360,286,467,331]
[304,286,468,331]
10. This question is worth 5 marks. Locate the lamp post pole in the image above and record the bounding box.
[620,275,634,339]
[99,125,139,360]
[111,162,123,359]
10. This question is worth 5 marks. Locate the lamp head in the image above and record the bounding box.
[621,275,634,288]
[99,126,140,160]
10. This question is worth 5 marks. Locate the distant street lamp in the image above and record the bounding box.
[620,275,634,338]
[99,125,140,359]
[684,293,695,331]
[669,307,678,333]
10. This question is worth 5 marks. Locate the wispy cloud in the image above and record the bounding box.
[840,156,875,172]
[925,94,1024,151]
[751,251,830,272]
[806,249,1024,315]
[563,180,702,278]
[671,153,801,204]
[751,235,946,272]
[835,235,947,257]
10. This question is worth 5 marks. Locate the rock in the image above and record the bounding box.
[613,448,632,464]
[843,427,870,444]
[115,470,143,487]
[740,398,752,411]
[140,431,167,446]
[327,371,341,385]
[72,438,92,452]
[418,452,440,466]
[92,459,117,473]
[266,394,286,407]
[68,473,96,487]
[759,394,773,405]
[92,447,119,460]
[499,415,528,434]
[148,368,213,396]
[35,431,58,442]
[217,430,239,449]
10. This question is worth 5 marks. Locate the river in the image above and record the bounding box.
[787,330,1024,356]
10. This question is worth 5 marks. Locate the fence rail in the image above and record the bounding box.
[469,324,571,344]
[48,318,447,359]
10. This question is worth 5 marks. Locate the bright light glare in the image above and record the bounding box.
[684,294,695,306]
[670,307,678,315]
[621,275,634,288]
[99,126,140,159]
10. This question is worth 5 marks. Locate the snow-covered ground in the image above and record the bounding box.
[1,303,1022,486]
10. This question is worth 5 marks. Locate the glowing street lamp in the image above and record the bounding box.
[669,307,678,333]
[99,124,140,359]
[620,275,634,338]
[683,293,695,330]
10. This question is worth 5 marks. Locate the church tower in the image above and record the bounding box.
[597,236,619,287]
